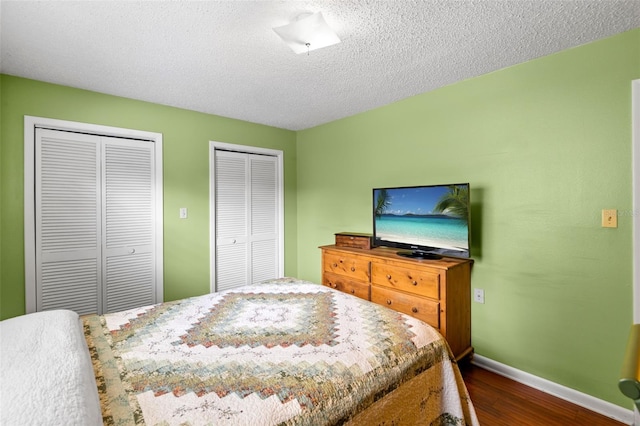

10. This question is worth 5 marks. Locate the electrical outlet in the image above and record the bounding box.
[474,288,485,304]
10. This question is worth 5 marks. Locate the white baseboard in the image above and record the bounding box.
[472,355,634,425]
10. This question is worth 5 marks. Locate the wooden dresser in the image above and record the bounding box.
[320,245,473,360]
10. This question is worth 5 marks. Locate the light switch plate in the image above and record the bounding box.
[179,208,188,219]
[602,209,617,228]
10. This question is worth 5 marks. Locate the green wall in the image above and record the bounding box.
[0,75,298,319]
[296,29,639,408]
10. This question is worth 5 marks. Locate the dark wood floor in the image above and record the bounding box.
[460,363,627,425]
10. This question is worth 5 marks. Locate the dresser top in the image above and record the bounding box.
[320,245,473,269]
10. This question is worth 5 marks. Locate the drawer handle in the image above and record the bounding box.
[350,289,355,294]
[350,267,356,272]
[386,300,392,305]
[412,280,418,286]
[386,274,392,280]
[332,263,338,268]
[412,307,418,313]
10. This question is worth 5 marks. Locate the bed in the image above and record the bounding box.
[1,277,478,425]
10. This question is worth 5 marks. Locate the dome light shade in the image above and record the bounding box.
[273,12,341,54]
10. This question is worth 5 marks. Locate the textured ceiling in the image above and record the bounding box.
[1,1,639,131]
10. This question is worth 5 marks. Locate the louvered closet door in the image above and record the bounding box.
[102,138,156,312]
[214,150,278,291]
[35,129,157,315]
[36,129,102,315]
[249,155,278,282]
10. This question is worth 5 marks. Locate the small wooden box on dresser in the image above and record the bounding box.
[320,244,473,361]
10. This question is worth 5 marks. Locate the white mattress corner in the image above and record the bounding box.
[0,309,102,425]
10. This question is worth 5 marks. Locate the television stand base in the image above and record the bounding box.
[397,251,443,260]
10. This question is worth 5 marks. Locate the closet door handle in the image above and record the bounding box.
[129,248,136,254]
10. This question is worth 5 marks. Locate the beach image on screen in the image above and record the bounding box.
[374,185,469,252]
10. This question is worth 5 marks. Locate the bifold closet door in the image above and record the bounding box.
[214,150,279,292]
[36,129,102,315]
[102,138,156,313]
[35,129,156,315]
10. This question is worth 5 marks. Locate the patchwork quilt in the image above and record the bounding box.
[83,278,478,425]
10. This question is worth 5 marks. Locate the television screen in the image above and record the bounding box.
[373,183,470,259]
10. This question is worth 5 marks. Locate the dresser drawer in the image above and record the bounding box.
[322,272,370,300]
[323,252,370,282]
[371,285,440,328]
[371,263,440,300]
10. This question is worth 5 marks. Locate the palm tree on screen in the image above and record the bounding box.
[433,185,469,221]
[374,189,390,218]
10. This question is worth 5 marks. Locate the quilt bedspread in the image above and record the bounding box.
[83,278,477,425]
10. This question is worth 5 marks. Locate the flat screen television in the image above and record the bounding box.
[373,183,470,259]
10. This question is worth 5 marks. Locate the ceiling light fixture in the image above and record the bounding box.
[273,12,341,55]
